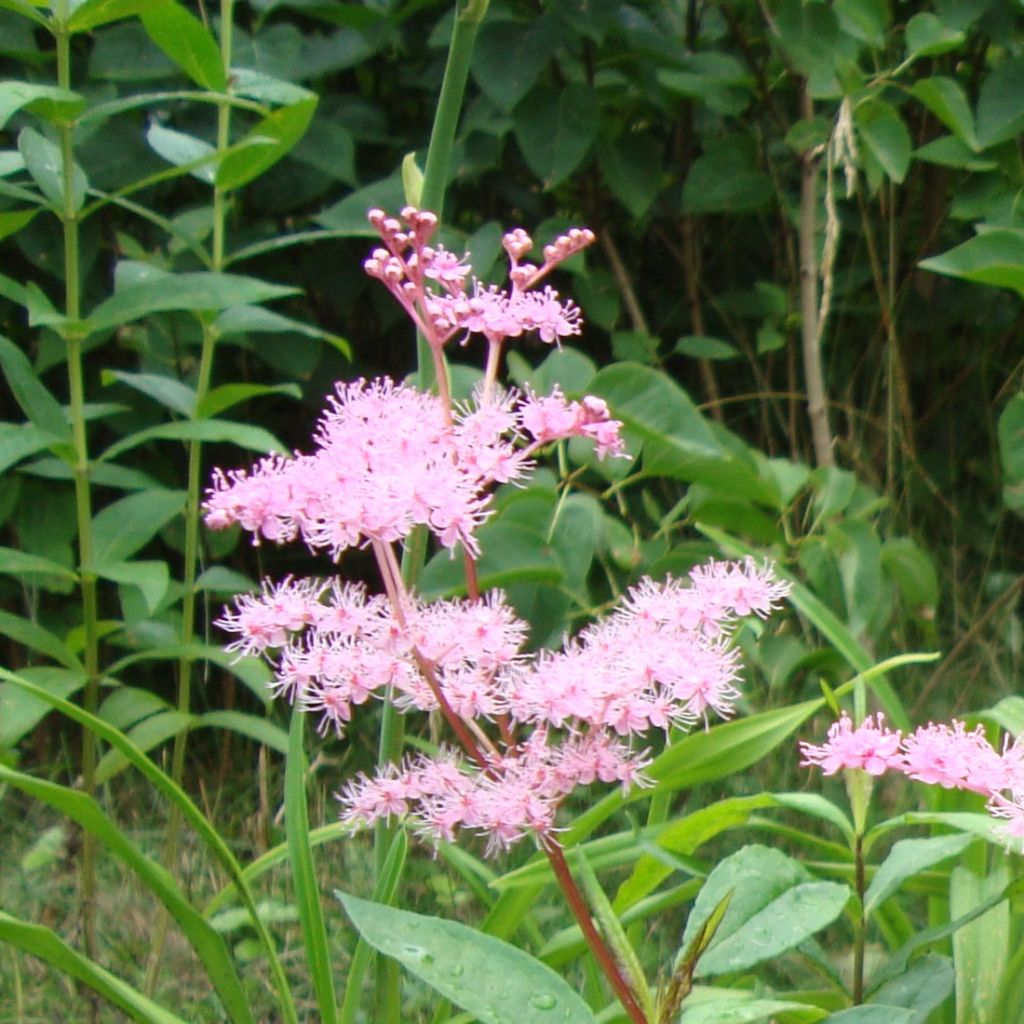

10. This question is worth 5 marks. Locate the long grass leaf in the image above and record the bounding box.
[286,709,339,1024]
[0,911,190,1024]
[0,765,254,1023]
[0,668,300,1024]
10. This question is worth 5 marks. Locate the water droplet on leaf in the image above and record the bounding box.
[530,992,557,1010]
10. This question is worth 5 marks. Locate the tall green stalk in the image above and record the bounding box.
[54,2,100,986]
[144,0,236,996]
[369,4,490,1021]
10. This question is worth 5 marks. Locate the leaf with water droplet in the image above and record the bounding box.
[337,890,597,1024]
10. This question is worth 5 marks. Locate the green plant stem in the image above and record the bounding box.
[145,0,235,998]
[545,843,647,1024]
[54,9,100,985]
[852,833,866,1004]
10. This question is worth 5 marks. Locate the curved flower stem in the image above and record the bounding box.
[545,843,647,1024]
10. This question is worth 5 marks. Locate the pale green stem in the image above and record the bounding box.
[145,0,235,997]
[55,8,100,984]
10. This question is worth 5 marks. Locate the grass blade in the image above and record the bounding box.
[285,709,339,1024]
[0,910,190,1024]
[0,668,300,1024]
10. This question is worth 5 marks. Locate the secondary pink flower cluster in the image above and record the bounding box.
[204,377,624,557]
[364,207,592,350]
[218,558,790,852]
[800,713,1024,843]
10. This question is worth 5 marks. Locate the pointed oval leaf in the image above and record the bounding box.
[216,97,317,190]
[0,82,85,130]
[146,121,217,184]
[337,892,597,1024]
[140,2,226,91]
[864,833,974,915]
[919,229,1024,297]
[18,125,88,211]
[88,272,299,333]
[513,83,598,190]
[67,0,169,32]
[90,488,187,565]
[0,334,71,441]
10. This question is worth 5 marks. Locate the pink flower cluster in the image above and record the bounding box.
[364,207,592,351]
[218,559,790,852]
[800,713,1024,843]
[204,377,624,557]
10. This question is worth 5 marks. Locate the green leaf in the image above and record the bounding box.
[18,125,88,211]
[681,845,850,977]
[0,82,85,129]
[976,56,1024,150]
[67,0,168,32]
[868,954,954,1020]
[913,135,997,171]
[911,77,977,151]
[999,394,1024,513]
[146,121,217,184]
[90,489,187,565]
[198,711,288,754]
[197,381,301,419]
[864,833,974,915]
[95,710,193,784]
[337,892,598,1024]
[920,229,1024,298]
[0,765,255,1023]
[678,991,827,1024]
[0,334,71,441]
[472,16,562,112]
[655,52,753,115]
[0,208,38,240]
[597,133,663,219]
[213,303,350,357]
[102,369,197,417]
[979,694,1024,736]
[0,669,301,1022]
[216,97,318,190]
[140,1,226,92]
[682,149,772,214]
[0,544,77,582]
[0,666,86,747]
[0,911,190,1023]
[100,418,286,462]
[591,363,780,507]
[676,335,739,361]
[905,13,964,58]
[881,537,938,613]
[823,1009,914,1024]
[855,99,911,183]
[513,83,598,190]
[286,712,339,1024]
[0,421,54,474]
[951,862,1009,1024]
[0,608,81,669]
[0,0,49,28]
[88,272,299,333]
[92,559,170,614]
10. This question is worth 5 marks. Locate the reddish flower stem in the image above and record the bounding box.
[544,842,647,1024]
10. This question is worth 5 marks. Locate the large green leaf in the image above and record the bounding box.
[681,845,850,978]
[0,608,81,669]
[951,862,1009,1024]
[864,833,975,915]
[100,418,286,462]
[855,98,911,183]
[87,272,299,333]
[67,0,167,32]
[140,1,226,91]
[213,303,350,357]
[591,363,780,507]
[920,229,1024,297]
[976,56,1024,149]
[216,97,318,190]
[471,15,562,111]
[911,77,978,150]
[513,83,598,189]
[146,121,217,184]
[18,125,88,211]
[678,991,826,1024]
[0,666,86,747]
[0,334,71,441]
[337,892,598,1024]
[0,81,84,129]
[89,488,187,565]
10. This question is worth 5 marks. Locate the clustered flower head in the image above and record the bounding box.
[800,712,1024,845]
[364,206,592,353]
[216,558,790,853]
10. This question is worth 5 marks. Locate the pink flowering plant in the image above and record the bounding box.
[196,208,1024,1024]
